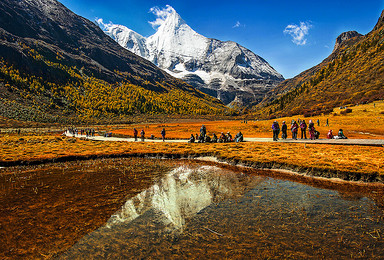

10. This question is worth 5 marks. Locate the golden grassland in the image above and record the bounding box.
[110,101,384,139]
[0,132,383,177]
[0,158,189,259]
[0,101,383,180]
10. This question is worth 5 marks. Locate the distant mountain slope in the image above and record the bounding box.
[254,10,384,119]
[99,6,284,106]
[0,0,229,124]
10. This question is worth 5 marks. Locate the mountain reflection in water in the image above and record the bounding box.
[106,165,263,231]
[60,165,263,258]
[60,165,384,259]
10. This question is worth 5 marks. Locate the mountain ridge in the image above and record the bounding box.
[0,0,229,124]
[98,6,284,105]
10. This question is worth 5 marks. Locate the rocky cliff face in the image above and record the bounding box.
[99,6,284,105]
[374,9,384,31]
[332,31,363,53]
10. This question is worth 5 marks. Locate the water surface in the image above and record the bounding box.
[61,165,384,259]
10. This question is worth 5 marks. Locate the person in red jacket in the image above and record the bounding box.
[308,119,316,140]
[327,129,334,139]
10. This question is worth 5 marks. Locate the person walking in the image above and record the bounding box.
[317,119,320,127]
[133,128,138,141]
[281,121,287,139]
[326,118,329,126]
[300,120,307,139]
[140,129,145,142]
[161,128,166,142]
[308,119,316,140]
[291,120,298,140]
[272,121,280,141]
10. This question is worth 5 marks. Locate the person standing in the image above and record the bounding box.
[133,128,138,141]
[272,121,280,141]
[326,118,329,126]
[281,121,287,139]
[291,120,298,140]
[317,119,320,126]
[308,119,316,140]
[200,125,206,139]
[161,128,166,142]
[300,120,307,139]
[140,129,145,142]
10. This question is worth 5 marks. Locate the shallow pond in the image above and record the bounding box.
[59,164,384,259]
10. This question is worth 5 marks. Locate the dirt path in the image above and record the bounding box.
[65,132,384,147]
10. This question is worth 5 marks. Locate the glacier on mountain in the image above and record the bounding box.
[97,6,284,105]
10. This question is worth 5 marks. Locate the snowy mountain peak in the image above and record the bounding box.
[158,6,185,30]
[98,5,284,105]
[97,18,148,57]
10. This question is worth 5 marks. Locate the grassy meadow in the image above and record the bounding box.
[110,101,384,140]
[0,101,383,180]
[0,132,383,178]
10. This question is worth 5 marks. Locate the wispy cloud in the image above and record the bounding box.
[148,5,175,29]
[96,18,113,31]
[284,22,312,46]
[96,18,105,28]
[232,21,244,28]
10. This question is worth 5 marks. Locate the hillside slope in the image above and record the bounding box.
[254,10,384,119]
[0,0,229,124]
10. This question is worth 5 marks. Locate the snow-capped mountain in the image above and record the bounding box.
[98,6,284,105]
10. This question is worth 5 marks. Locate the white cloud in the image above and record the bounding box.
[96,18,113,31]
[284,22,312,46]
[232,21,245,28]
[148,5,175,29]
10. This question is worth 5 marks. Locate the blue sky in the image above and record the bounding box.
[60,0,384,79]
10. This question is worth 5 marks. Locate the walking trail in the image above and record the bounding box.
[65,132,384,147]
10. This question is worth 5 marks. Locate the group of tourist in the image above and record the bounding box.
[67,127,95,137]
[272,119,320,141]
[188,125,244,143]
[327,129,348,139]
[272,118,347,141]
[132,127,166,142]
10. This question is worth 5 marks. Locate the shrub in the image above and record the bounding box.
[340,108,352,115]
